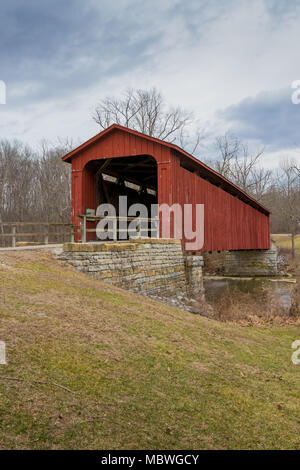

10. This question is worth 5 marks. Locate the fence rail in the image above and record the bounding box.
[77,215,160,243]
[0,222,75,248]
[0,216,160,247]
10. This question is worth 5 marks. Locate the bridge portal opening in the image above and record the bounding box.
[84,155,158,240]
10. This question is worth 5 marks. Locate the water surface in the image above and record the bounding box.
[203,277,295,309]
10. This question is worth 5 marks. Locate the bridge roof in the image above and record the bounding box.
[62,123,270,215]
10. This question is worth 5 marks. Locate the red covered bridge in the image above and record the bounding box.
[62,124,270,252]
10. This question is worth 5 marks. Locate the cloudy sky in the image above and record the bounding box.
[1,0,300,167]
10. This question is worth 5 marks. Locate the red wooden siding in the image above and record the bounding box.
[63,125,270,252]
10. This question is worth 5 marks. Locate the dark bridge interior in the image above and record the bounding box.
[85,155,158,215]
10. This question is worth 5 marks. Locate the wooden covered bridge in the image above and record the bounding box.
[62,124,270,252]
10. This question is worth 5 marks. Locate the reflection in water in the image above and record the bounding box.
[203,278,294,310]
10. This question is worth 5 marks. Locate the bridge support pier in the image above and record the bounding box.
[184,254,204,295]
[224,245,278,277]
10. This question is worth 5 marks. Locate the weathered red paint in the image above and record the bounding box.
[63,124,270,251]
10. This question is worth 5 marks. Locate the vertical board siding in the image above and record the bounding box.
[70,128,270,250]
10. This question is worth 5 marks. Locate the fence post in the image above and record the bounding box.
[11,226,16,248]
[112,217,117,240]
[70,225,74,243]
[137,218,141,238]
[154,217,160,239]
[44,226,49,245]
[82,216,87,243]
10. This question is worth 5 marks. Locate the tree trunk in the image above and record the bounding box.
[291,232,296,259]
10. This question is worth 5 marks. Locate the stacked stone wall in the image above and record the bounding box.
[60,239,204,296]
[224,246,278,276]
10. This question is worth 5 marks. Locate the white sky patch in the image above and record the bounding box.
[0,0,300,171]
[260,148,300,169]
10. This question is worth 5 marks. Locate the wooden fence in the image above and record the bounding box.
[0,216,160,247]
[78,215,160,243]
[0,222,75,248]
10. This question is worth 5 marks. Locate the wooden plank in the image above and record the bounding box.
[0,232,73,237]
[1,222,74,226]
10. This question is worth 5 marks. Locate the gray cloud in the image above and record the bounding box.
[218,88,300,150]
[0,0,253,107]
[265,0,300,24]
[1,0,167,106]
[1,0,300,155]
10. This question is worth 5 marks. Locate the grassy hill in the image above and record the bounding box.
[1,250,300,450]
[272,234,300,255]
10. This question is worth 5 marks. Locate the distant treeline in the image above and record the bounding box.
[0,136,299,240]
[0,140,71,245]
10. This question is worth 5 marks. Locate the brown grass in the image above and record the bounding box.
[206,286,300,326]
[202,251,226,275]
[1,250,300,449]
[272,234,300,255]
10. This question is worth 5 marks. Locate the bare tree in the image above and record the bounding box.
[214,133,240,178]
[293,164,300,176]
[211,133,272,201]
[274,160,300,258]
[0,139,72,246]
[36,140,72,222]
[0,140,36,223]
[250,166,274,202]
[93,87,204,155]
